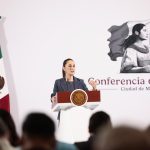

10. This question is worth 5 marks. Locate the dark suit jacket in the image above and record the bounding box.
[75,136,94,150]
[51,76,88,97]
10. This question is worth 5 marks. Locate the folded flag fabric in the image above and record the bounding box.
[0,19,10,112]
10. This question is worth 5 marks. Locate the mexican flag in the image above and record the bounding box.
[0,36,10,112]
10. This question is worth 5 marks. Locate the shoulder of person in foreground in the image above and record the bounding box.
[0,139,16,150]
[56,141,78,150]
[75,140,91,150]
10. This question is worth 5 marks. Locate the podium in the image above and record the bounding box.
[52,90,101,112]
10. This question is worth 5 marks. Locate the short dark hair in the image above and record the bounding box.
[89,111,111,134]
[22,112,55,139]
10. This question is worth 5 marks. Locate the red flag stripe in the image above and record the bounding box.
[0,94,10,112]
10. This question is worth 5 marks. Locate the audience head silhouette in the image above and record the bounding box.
[22,112,56,150]
[75,111,112,150]
[89,111,112,135]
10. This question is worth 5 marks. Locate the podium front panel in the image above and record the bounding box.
[52,90,101,111]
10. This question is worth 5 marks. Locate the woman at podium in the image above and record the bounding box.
[51,58,97,102]
[51,58,98,142]
[51,58,97,122]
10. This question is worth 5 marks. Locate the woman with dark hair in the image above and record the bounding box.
[0,109,20,147]
[120,23,150,73]
[51,58,97,124]
[51,58,97,102]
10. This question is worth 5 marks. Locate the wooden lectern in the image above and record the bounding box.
[52,89,101,112]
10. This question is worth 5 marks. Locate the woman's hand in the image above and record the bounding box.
[88,78,98,90]
[51,96,56,103]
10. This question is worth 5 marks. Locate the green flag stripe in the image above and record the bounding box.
[0,47,2,59]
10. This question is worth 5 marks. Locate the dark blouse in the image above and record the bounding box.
[51,76,88,97]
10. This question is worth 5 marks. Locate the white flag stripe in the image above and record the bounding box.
[0,58,8,99]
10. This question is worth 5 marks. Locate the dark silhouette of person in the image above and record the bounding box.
[99,126,150,150]
[21,112,78,150]
[21,112,56,150]
[74,111,112,150]
[0,118,15,150]
[0,109,20,147]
